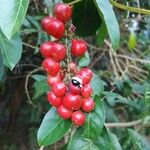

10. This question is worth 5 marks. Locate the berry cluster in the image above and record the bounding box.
[40,3,95,126]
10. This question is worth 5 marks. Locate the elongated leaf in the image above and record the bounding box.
[109,132,122,150]
[96,22,107,45]
[37,108,71,146]
[127,129,150,150]
[83,96,105,139]
[0,0,29,39]
[67,128,99,150]
[0,31,22,70]
[93,127,115,150]
[90,74,104,96]
[69,0,102,36]
[94,0,120,49]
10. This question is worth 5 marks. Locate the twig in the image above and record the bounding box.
[25,67,42,107]
[105,119,142,128]
[115,54,150,64]
[110,0,150,15]
[22,42,38,50]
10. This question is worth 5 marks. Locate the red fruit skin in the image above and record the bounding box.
[41,16,53,31]
[69,62,77,73]
[63,93,82,110]
[71,39,87,57]
[71,111,85,126]
[51,43,66,61]
[81,84,92,98]
[52,82,67,98]
[69,83,81,95]
[81,98,94,112]
[54,3,72,22]
[76,68,93,85]
[46,18,65,39]
[40,41,54,58]
[60,71,65,80]
[47,75,61,87]
[42,58,60,76]
[47,91,62,107]
[57,105,72,119]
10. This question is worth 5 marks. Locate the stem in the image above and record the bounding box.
[65,32,72,82]
[68,0,83,5]
[25,67,42,107]
[22,42,38,49]
[110,0,150,15]
[105,119,142,128]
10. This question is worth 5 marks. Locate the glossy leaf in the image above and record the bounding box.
[96,22,107,45]
[109,132,122,150]
[0,0,29,39]
[32,74,47,82]
[70,0,102,36]
[0,31,22,70]
[78,51,90,67]
[67,128,99,150]
[93,127,115,150]
[37,107,71,146]
[127,129,150,150]
[90,74,104,96]
[83,96,105,139]
[33,79,49,100]
[94,0,120,49]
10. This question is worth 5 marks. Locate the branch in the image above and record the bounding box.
[25,67,42,107]
[110,0,150,15]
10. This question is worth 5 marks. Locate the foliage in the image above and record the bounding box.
[0,0,150,150]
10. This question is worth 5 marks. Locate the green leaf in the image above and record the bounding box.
[0,54,4,80]
[37,107,71,146]
[78,51,90,67]
[71,0,102,36]
[109,132,122,150]
[33,79,49,100]
[96,22,107,45]
[0,31,22,70]
[93,127,115,150]
[32,74,47,82]
[128,31,137,50]
[67,128,99,150]
[94,0,120,49]
[90,74,104,96]
[127,129,150,150]
[0,0,29,39]
[83,96,105,140]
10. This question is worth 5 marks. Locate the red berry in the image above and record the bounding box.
[60,71,65,80]
[69,83,81,95]
[63,93,82,110]
[40,41,54,58]
[52,82,67,98]
[71,111,85,126]
[69,62,77,73]
[76,68,93,85]
[46,18,65,39]
[71,39,87,57]
[47,91,62,107]
[51,43,66,61]
[81,98,94,112]
[57,105,72,119]
[54,3,72,22]
[41,16,53,31]
[47,75,61,87]
[42,58,60,76]
[81,84,92,98]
